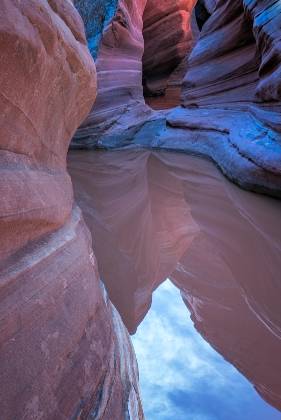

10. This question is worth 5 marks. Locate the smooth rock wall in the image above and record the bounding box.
[0,1,143,418]
[73,0,150,148]
[142,0,196,96]
[182,0,281,106]
[182,0,259,106]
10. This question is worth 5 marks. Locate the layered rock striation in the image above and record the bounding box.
[73,0,151,148]
[0,1,142,419]
[174,0,281,194]
[142,0,196,96]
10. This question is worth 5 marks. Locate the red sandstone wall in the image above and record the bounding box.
[74,0,148,147]
[143,0,196,96]
[182,0,281,107]
[0,2,143,418]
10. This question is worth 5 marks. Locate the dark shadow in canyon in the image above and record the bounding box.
[68,149,281,413]
[142,0,212,111]
[142,0,199,110]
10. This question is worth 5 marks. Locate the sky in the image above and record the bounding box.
[132,280,281,420]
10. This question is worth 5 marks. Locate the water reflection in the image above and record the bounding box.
[68,150,281,415]
[132,280,281,420]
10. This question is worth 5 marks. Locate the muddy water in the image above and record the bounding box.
[68,150,281,418]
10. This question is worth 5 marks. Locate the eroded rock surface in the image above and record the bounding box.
[0,2,142,419]
[73,0,152,148]
[143,0,196,96]
[68,149,281,412]
[174,0,281,194]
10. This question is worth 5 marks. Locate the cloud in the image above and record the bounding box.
[132,280,281,420]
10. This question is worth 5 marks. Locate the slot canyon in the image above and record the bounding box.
[0,1,281,419]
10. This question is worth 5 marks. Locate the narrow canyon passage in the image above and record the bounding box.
[68,149,281,416]
[142,0,199,110]
[1,0,281,418]
[142,0,214,110]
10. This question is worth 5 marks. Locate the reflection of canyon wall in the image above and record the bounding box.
[0,2,142,419]
[68,151,198,333]
[68,150,281,411]
[167,154,281,411]
[143,0,196,96]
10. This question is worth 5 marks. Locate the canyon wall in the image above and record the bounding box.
[143,0,196,96]
[2,0,280,417]
[169,0,281,195]
[73,0,198,145]
[0,1,142,419]
[73,0,150,148]
[73,0,119,59]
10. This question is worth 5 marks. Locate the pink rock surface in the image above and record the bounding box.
[0,208,143,419]
[0,0,95,262]
[182,0,259,106]
[73,0,151,147]
[143,0,196,96]
[0,1,142,418]
[182,0,281,106]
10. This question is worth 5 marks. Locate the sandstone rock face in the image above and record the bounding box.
[173,0,281,194]
[182,0,281,107]
[73,0,150,148]
[0,0,95,262]
[0,1,142,419]
[182,0,260,106]
[142,0,196,96]
[68,149,281,412]
[0,208,143,419]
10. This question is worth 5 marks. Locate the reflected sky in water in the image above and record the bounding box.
[132,280,281,420]
[68,150,281,416]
